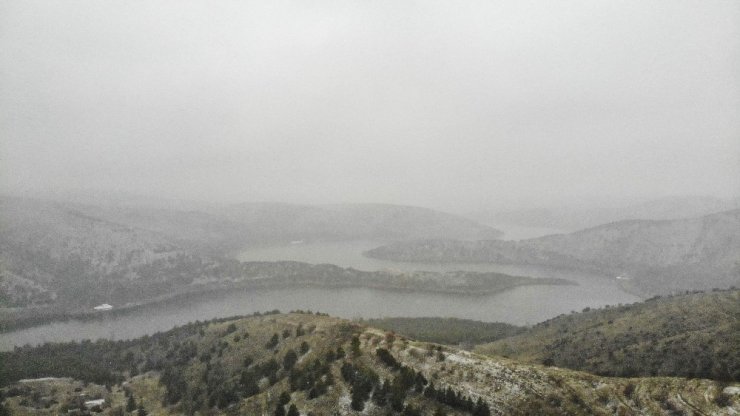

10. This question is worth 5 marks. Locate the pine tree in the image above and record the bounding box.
[287,404,300,416]
[424,382,436,398]
[266,333,280,349]
[474,398,491,416]
[372,380,389,406]
[283,350,298,370]
[137,401,147,416]
[126,395,136,412]
[351,336,362,357]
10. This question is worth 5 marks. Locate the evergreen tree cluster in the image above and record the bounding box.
[341,362,379,411]
[374,347,491,415]
[423,383,491,416]
[2,314,494,415]
[288,355,334,399]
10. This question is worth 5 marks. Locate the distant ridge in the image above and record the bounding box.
[211,201,503,244]
[366,209,740,295]
[471,195,739,231]
[33,198,502,253]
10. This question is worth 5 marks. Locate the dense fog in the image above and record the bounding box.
[1,0,738,212]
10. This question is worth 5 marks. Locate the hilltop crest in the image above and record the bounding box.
[2,312,737,415]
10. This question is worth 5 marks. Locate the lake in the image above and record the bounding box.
[0,235,639,350]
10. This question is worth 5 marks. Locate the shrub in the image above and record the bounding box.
[283,350,298,371]
[266,334,279,349]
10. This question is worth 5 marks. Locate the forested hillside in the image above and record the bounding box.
[0,197,187,309]
[2,312,737,415]
[476,289,740,381]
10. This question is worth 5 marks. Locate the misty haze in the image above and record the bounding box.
[0,1,738,415]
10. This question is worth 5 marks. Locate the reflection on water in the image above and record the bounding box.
[1,238,639,350]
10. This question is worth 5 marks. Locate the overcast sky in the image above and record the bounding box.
[1,0,738,211]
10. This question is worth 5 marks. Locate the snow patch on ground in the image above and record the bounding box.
[444,352,478,365]
[336,393,352,415]
[19,377,71,383]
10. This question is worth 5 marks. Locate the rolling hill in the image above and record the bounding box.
[0,196,551,330]
[2,312,737,415]
[366,209,740,295]
[475,289,740,381]
[64,199,503,254]
[211,202,503,244]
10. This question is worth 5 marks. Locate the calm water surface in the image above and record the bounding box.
[0,232,638,350]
